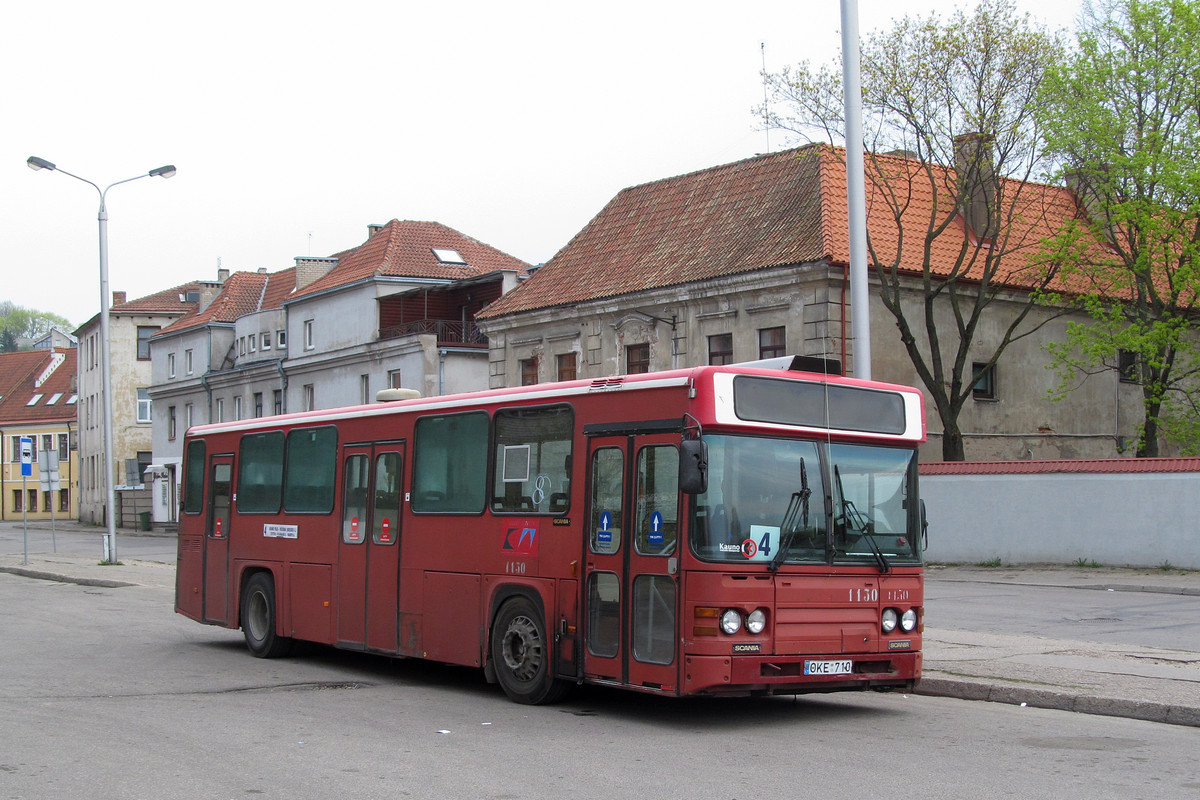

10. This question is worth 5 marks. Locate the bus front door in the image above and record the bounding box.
[202,456,234,624]
[583,433,681,693]
[337,442,405,653]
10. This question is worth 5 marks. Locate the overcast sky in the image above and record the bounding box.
[3,0,1082,328]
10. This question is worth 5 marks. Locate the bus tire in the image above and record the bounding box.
[490,596,568,705]
[241,572,293,659]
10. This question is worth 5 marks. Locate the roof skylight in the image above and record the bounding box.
[26,394,43,406]
[47,393,63,405]
[432,248,467,265]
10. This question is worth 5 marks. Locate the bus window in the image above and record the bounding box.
[634,444,678,556]
[373,452,402,545]
[491,405,573,514]
[342,455,369,543]
[413,412,488,513]
[589,447,623,554]
[183,440,206,514]
[284,427,337,513]
[238,431,284,513]
[586,571,620,657]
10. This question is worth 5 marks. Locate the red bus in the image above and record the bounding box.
[175,357,926,704]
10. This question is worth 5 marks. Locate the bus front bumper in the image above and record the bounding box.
[682,650,921,696]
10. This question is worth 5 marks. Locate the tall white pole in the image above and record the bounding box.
[842,0,872,380]
[97,203,119,562]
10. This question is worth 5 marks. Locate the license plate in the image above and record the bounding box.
[804,659,853,676]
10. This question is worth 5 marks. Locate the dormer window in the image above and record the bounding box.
[432,248,466,264]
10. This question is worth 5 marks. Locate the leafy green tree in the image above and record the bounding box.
[762,0,1066,460]
[0,300,73,348]
[1037,0,1200,456]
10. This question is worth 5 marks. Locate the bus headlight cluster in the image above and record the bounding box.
[881,607,919,634]
[718,608,768,635]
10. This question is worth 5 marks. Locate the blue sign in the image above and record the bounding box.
[599,511,612,531]
[19,437,32,478]
[649,511,664,544]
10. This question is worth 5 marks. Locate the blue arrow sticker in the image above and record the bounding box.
[649,511,664,544]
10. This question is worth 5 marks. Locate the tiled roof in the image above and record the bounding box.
[112,282,209,315]
[292,220,531,300]
[155,268,297,338]
[0,348,78,425]
[920,458,1200,475]
[478,143,1093,319]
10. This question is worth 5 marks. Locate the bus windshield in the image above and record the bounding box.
[689,435,921,567]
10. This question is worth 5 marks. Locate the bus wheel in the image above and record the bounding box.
[491,597,567,705]
[241,572,293,658]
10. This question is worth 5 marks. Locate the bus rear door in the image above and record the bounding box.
[203,455,234,625]
[583,431,681,693]
[337,442,405,653]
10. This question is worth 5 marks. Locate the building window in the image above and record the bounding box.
[758,326,786,360]
[304,320,315,350]
[388,369,403,389]
[58,434,68,461]
[186,404,194,429]
[708,333,733,365]
[59,488,69,512]
[303,384,315,411]
[248,334,257,353]
[626,343,651,374]
[185,349,193,375]
[136,388,152,423]
[360,374,370,404]
[136,326,159,360]
[1118,350,1138,383]
[972,362,996,400]
[557,353,577,382]
[254,392,264,418]
[13,490,22,512]
[238,338,246,356]
[168,406,177,440]
[273,390,283,415]
[234,396,243,420]
[216,398,225,423]
[520,358,538,386]
[167,353,176,379]
[43,491,52,512]
[277,330,287,349]
[261,331,271,350]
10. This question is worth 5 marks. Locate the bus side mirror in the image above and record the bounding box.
[679,439,708,494]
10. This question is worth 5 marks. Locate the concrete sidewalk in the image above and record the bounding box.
[2,545,1197,726]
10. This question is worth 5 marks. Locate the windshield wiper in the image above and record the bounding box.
[834,465,889,573]
[768,458,811,571]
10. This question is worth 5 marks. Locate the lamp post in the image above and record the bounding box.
[27,156,176,563]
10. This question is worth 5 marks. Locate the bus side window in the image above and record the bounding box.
[412,412,489,514]
[490,405,573,514]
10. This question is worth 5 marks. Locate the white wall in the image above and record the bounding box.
[921,469,1200,569]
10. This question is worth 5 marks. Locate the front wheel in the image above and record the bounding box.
[490,597,568,705]
[241,572,293,658]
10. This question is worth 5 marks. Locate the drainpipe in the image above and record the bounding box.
[276,358,288,413]
[439,349,446,396]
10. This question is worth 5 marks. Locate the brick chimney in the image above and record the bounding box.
[1065,168,1115,241]
[112,291,127,306]
[954,132,998,241]
[294,256,338,290]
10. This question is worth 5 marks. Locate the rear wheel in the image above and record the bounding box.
[490,597,568,704]
[241,572,293,658]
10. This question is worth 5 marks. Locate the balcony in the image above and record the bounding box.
[379,319,487,347]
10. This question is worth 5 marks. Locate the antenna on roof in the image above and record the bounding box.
[761,42,771,153]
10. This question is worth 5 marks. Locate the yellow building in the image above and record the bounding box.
[0,348,79,521]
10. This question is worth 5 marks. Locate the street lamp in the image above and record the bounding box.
[27,155,176,563]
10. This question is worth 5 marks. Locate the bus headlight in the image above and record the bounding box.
[881,608,899,633]
[720,609,742,635]
[900,608,918,633]
[746,608,767,634]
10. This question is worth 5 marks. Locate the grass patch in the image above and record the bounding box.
[1073,558,1102,568]
[976,557,1002,568]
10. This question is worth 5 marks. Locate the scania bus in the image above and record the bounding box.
[175,357,926,704]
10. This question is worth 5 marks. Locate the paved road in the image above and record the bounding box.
[3,572,1199,800]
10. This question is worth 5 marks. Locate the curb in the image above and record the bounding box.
[916,676,1200,728]
[0,564,134,589]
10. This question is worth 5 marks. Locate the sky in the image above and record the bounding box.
[2,0,1083,328]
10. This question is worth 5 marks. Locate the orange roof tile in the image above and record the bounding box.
[155,268,297,338]
[292,220,531,300]
[479,143,1095,319]
[0,348,78,425]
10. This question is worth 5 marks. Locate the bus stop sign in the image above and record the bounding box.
[20,437,33,477]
